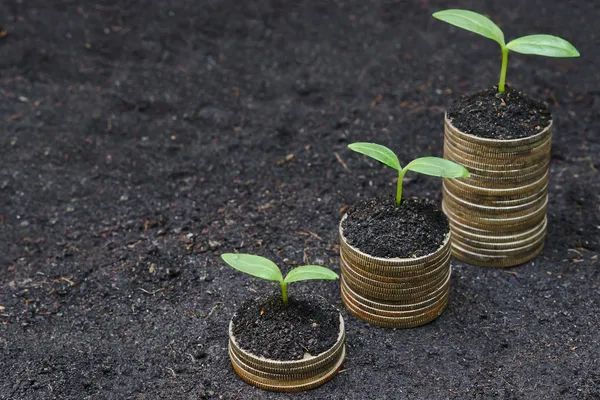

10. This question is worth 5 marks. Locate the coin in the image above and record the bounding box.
[342,288,449,328]
[448,217,547,245]
[444,115,553,148]
[340,275,451,312]
[443,188,548,218]
[442,199,547,231]
[340,251,451,284]
[339,224,451,273]
[341,268,450,301]
[451,242,545,268]
[230,345,346,392]
[444,125,551,154]
[228,316,345,372]
[341,282,450,318]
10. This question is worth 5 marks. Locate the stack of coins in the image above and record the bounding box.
[339,217,451,328]
[228,315,346,392]
[442,115,552,268]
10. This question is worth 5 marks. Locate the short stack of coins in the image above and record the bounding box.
[228,315,346,392]
[442,115,552,268]
[339,216,451,328]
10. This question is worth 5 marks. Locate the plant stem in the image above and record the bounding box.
[498,47,508,93]
[396,169,406,206]
[281,282,288,305]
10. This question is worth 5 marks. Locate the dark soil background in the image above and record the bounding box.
[0,1,598,399]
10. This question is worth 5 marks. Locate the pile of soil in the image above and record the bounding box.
[342,196,449,258]
[231,294,340,361]
[447,86,552,140]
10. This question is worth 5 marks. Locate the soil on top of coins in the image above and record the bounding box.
[447,86,552,140]
[342,196,450,258]
[231,294,340,360]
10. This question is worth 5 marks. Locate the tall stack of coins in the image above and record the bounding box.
[442,115,552,268]
[228,316,346,392]
[339,216,451,328]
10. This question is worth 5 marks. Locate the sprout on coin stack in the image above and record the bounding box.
[432,9,579,267]
[339,143,469,328]
[221,253,345,392]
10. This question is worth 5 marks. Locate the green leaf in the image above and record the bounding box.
[348,142,401,171]
[284,266,339,283]
[403,157,470,178]
[433,9,505,47]
[506,34,580,57]
[221,253,283,282]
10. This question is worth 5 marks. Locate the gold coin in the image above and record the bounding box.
[443,135,551,164]
[228,315,345,372]
[443,180,549,207]
[341,282,450,318]
[450,230,546,256]
[340,242,451,278]
[443,189,548,218]
[444,115,553,148]
[464,166,549,188]
[444,132,552,163]
[443,171,548,198]
[444,145,549,173]
[454,157,549,179]
[229,343,343,380]
[340,251,450,284]
[341,267,450,300]
[448,217,547,245]
[230,346,345,392]
[451,242,545,268]
[342,289,449,328]
[444,125,551,155]
[442,199,547,230]
[340,275,451,312]
[339,218,452,271]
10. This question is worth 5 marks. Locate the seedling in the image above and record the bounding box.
[221,253,339,305]
[433,9,580,93]
[348,142,469,206]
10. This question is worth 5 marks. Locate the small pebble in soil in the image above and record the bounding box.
[342,196,449,259]
[447,85,551,140]
[231,294,340,361]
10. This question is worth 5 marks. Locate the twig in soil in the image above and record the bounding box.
[334,152,350,172]
[296,231,323,241]
[60,277,77,286]
[202,302,223,318]
[504,271,518,278]
[139,287,166,295]
[568,248,584,256]
[166,367,177,378]
[276,153,295,165]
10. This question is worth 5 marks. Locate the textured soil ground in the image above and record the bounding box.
[1,1,598,399]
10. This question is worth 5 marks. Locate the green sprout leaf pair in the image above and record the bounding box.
[348,142,469,206]
[433,9,580,93]
[221,253,339,304]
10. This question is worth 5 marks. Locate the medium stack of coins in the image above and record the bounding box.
[228,316,346,392]
[442,115,552,268]
[339,218,451,328]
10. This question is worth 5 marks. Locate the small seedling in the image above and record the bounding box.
[348,142,469,206]
[221,253,338,305]
[433,9,580,93]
